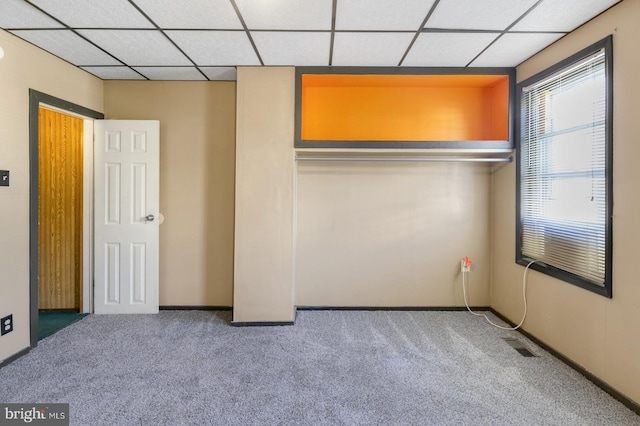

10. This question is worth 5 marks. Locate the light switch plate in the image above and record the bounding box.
[0,170,9,186]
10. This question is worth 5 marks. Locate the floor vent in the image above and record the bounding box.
[503,338,537,357]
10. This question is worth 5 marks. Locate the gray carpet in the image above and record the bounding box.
[0,310,638,425]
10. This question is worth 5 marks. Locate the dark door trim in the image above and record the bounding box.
[29,90,104,348]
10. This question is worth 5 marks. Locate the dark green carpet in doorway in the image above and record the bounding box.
[38,311,88,340]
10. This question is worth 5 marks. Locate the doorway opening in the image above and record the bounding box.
[29,90,103,348]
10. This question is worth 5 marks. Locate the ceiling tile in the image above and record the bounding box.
[426,0,539,30]
[511,0,620,32]
[81,66,146,80]
[78,30,191,66]
[200,67,237,81]
[29,0,154,28]
[403,32,499,67]
[470,33,564,67]
[167,31,259,66]
[336,0,436,31]
[10,30,121,65]
[0,0,64,29]
[332,32,414,66]
[132,0,242,29]
[251,32,330,66]
[1,0,619,81]
[235,0,332,30]
[133,67,206,81]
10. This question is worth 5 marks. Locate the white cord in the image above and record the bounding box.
[462,259,536,331]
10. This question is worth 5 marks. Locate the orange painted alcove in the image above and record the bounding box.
[295,69,514,149]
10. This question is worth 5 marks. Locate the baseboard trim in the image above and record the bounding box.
[0,347,30,370]
[297,306,490,311]
[490,308,640,416]
[158,306,491,316]
[159,306,232,311]
[230,321,295,327]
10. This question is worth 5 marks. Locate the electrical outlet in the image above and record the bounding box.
[1,314,13,336]
[461,257,472,272]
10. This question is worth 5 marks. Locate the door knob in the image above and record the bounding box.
[145,214,155,222]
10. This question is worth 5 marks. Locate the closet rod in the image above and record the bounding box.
[295,156,512,163]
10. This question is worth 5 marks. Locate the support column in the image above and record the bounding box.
[233,67,295,323]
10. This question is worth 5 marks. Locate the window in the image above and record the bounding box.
[516,36,613,297]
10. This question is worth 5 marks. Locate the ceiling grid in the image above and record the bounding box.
[0,0,622,80]
[328,0,337,66]
[398,0,442,66]
[127,0,209,81]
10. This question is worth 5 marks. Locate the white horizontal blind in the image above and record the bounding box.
[520,49,607,286]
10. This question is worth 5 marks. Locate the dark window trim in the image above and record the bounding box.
[29,90,104,349]
[515,35,613,298]
[294,66,516,149]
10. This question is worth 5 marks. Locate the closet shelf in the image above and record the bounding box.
[295,68,516,151]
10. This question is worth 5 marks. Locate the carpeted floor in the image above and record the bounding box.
[38,310,88,340]
[1,310,638,425]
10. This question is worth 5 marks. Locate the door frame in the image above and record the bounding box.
[29,90,104,348]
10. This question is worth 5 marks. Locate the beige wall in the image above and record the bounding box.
[4,2,637,405]
[491,0,640,404]
[0,30,103,362]
[104,81,236,307]
[296,161,492,307]
[233,67,296,323]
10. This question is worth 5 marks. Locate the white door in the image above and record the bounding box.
[94,120,160,314]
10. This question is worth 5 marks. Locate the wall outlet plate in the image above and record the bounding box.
[1,314,13,335]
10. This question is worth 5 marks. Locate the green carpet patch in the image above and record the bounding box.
[38,311,88,340]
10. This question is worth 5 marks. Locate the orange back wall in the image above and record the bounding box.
[301,74,509,142]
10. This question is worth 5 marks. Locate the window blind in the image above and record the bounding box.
[519,49,607,286]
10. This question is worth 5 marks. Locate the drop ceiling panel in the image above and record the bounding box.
[403,32,499,67]
[167,31,259,66]
[1,0,622,79]
[470,33,565,67]
[335,0,436,31]
[132,0,242,29]
[235,0,332,30]
[10,30,121,65]
[82,66,145,80]
[133,67,206,81]
[426,0,539,30]
[252,32,330,66]
[200,67,237,81]
[512,0,620,32]
[29,0,154,28]
[78,30,191,66]
[0,0,64,28]
[332,32,414,66]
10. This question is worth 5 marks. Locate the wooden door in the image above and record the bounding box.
[38,107,83,310]
[94,120,160,314]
